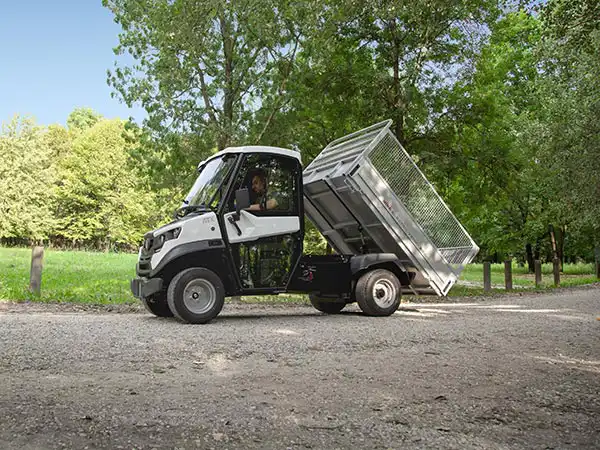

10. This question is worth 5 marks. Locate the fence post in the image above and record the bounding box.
[504,260,513,291]
[596,262,600,280]
[29,246,44,295]
[553,257,560,287]
[483,261,491,292]
[534,260,542,288]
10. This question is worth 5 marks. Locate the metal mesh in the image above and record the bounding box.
[439,247,476,266]
[368,133,474,265]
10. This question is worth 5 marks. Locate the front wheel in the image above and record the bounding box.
[309,294,346,314]
[167,268,225,324]
[355,269,401,316]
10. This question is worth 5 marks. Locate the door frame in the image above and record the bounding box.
[216,151,305,295]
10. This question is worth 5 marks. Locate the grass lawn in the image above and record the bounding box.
[0,247,138,304]
[459,262,598,290]
[0,247,597,304]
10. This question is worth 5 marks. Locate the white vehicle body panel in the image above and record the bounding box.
[150,213,223,269]
[198,145,301,169]
[223,211,300,244]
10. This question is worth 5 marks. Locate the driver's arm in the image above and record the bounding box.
[246,198,278,211]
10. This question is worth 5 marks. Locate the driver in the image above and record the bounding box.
[247,168,279,211]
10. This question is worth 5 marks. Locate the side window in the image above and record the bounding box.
[227,153,300,216]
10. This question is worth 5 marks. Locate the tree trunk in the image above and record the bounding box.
[389,19,405,146]
[525,243,534,273]
[219,12,235,151]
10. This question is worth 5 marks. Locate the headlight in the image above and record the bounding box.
[146,227,181,253]
[143,237,153,251]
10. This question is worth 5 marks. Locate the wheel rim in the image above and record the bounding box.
[183,279,216,315]
[372,278,397,308]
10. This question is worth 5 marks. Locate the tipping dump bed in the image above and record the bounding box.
[302,120,479,296]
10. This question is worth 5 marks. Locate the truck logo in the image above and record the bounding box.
[299,266,315,282]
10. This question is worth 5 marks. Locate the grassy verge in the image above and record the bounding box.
[0,247,138,304]
[1,247,597,305]
[458,262,597,290]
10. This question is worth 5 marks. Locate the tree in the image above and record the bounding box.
[103,0,308,152]
[531,0,600,261]
[0,115,56,242]
[269,0,499,155]
[439,10,544,267]
[54,118,155,249]
[66,107,103,133]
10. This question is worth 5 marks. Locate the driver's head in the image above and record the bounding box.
[251,169,267,194]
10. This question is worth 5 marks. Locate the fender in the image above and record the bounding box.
[350,253,412,286]
[147,239,225,278]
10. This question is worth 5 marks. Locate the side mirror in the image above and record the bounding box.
[235,188,250,217]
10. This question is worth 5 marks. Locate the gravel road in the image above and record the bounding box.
[1,287,599,449]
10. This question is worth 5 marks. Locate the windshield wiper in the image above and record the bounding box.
[173,204,211,219]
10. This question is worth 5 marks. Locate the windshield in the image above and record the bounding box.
[183,154,236,210]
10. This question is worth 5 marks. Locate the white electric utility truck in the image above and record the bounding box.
[130,120,479,323]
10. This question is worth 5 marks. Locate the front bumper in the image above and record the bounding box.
[130,277,163,299]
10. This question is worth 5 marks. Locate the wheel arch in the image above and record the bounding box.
[152,247,237,296]
[350,254,412,286]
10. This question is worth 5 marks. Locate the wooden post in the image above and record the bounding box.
[29,246,44,295]
[534,260,542,288]
[595,262,600,280]
[504,260,513,291]
[483,261,491,292]
[553,257,560,287]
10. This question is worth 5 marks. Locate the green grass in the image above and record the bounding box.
[0,247,138,304]
[0,247,597,305]
[459,262,598,290]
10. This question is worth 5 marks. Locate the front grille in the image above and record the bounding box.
[137,247,153,276]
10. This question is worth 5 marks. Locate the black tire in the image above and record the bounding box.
[309,294,346,314]
[141,292,173,318]
[355,269,401,316]
[167,268,225,324]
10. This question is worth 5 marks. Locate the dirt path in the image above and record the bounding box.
[1,288,599,449]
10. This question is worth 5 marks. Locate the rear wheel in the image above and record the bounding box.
[141,292,173,318]
[167,268,225,324]
[355,269,401,316]
[309,294,346,314]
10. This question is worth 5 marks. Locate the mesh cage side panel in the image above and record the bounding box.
[368,134,473,259]
[439,247,475,266]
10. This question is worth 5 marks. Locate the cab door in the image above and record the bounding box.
[222,152,303,292]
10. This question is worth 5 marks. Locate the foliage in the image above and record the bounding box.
[53,118,156,248]
[0,110,160,250]
[2,0,600,266]
[97,0,600,262]
[66,107,103,133]
[533,0,600,253]
[438,11,543,261]
[0,116,56,242]
[103,0,309,150]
